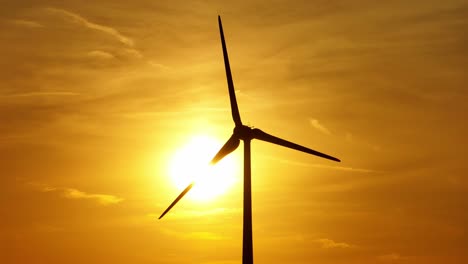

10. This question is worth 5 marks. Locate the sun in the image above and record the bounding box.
[168,135,238,201]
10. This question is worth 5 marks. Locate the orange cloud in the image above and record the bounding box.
[44,7,134,47]
[8,19,43,28]
[378,253,405,262]
[310,118,331,135]
[30,182,123,205]
[271,156,381,173]
[62,188,123,205]
[87,50,115,60]
[160,227,229,241]
[314,238,354,249]
[1,92,79,98]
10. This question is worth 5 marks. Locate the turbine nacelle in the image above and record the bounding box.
[233,125,253,140]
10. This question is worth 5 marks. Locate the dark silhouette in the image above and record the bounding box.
[159,16,341,264]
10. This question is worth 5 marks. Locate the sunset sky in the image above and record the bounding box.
[1,1,467,263]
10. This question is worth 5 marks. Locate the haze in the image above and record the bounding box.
[1,1,467,263]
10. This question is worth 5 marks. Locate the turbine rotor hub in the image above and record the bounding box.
[234,125,253,140]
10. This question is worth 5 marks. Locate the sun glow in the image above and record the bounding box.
[168,135,239,201]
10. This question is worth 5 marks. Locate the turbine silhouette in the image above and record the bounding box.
[159,16,340,264]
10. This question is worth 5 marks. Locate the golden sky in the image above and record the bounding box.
[1,1,467,263]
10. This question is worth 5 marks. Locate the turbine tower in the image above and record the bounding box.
[159,16,340,264]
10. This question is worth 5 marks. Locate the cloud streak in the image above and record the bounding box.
[62,188,124,205]
[8,19,44,28]
[160,227,228,241]
[268,156,382,173]
[314,238,355,249]
[378,253,405,262]
[45,7,134,47]
[151,207,240,220]
[30,182,123,205]
[87,50,115,60]
[0,92,80,98]
[309,118,331,135]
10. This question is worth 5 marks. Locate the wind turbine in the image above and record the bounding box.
[159,16,340,264]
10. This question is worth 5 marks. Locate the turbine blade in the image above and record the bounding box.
[159,133,240,219]
[252,128,341,162]
[210,134,240,164]
[218,16,242,126]
[159,182,194,219]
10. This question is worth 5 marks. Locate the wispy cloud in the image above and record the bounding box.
[345,132,381,152]
[149,207,240,220]
[0,92,79,98]
[269,156,382,173]
[186,231,225,240]
[200,261,239,264]
[122,48,143,59]
[30,182,123,205]
[147,61,170,70]
[32,223,64,233]
[378,253,405,262]
[309,118,331,135]
[87,50,115,60]
[160,228,228,241]
[314,238,355,249]
[120,107,230,119]
[62,188,123,205]
[36,184,57,192]
[44,7,134,47]
[8,19,44,28]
